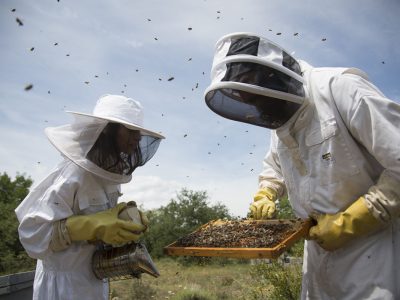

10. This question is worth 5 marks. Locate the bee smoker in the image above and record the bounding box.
[92,242,160,280]
[91,201,160,280]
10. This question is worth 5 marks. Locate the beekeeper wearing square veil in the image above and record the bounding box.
[204,32,400,299]
[15,95,165,300]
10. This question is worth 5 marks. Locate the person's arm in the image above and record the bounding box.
[250,133,287,219]
[309,71,400,250]
[18,174,146,258]
[63,202,145,246]
[334,71,400,223]
[259,133,287,197]
[17,172,78,259]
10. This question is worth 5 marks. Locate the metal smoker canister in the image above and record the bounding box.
[91,201,160,280]
[92,242,159,280]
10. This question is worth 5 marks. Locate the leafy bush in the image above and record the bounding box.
[176,256,248,267]
[0,172,36,275]
[129,279,157,299]
[276,196,296,219]
[287,239,305,257]
[249,261,302,300]
[172,289,217,300]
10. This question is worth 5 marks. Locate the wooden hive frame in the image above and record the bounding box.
[164,219,312,259]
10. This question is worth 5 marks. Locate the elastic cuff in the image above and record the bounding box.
[364,170,400,223]
[254,187,277,202]
[49,219,71,252]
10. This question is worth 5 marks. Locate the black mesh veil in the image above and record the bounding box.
[119,135,161,175]
[205,89,301,129]
[135,135,161,169]
[87,123,161,175]
[222,62,304,97]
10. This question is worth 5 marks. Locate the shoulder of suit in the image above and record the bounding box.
[309,66,369,80]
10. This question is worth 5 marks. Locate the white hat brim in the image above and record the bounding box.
[66,111,165,139]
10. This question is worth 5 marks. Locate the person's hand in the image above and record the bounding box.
[66,202,146,245]
[118,201,150,232]
[249,187,277,219]
[138,210,149,232]
[308,197,384,251]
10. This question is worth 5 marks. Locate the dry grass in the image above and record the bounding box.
[109,258,257,300]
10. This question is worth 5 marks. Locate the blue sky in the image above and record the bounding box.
[1,0,399,217]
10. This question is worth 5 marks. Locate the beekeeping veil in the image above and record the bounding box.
[45,95,164,183]
[204,32,306,129]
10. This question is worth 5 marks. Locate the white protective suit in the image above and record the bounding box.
[15,95,164,300]
[260,61,400,299]
[204,33,400,299]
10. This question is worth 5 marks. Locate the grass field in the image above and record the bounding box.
[109,258,262,300]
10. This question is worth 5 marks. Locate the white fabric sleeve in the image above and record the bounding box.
[258,132,287,199]
[331,72,400,222]
[17,168,78,259]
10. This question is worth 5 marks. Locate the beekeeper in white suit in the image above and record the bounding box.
[15,94,164,300]
[204,32,400,299]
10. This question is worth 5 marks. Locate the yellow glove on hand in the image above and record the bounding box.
[66,202,146,245]
[308,197,384,251]
[139,210,149,228]
[118,201,150,232]
[250,187,277,219]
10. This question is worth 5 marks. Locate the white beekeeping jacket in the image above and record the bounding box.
[259,61,400,299]
[15,117,131,300]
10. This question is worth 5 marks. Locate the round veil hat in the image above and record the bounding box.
[67,94,164,139]
[204,32,306,129]
[45,94,164,183]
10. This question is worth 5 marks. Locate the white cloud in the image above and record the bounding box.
[119,173,258,218]
[119,175,183,209]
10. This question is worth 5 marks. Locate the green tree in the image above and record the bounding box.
[0,172,36,275]
[142,188,232,258]
[276,196,296,219]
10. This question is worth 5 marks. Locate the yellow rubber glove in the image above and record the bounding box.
[308,197,384,251]
[250,187,277,219]
[118,201,150,232]
[139,210,149,226]
[66,202,146,245]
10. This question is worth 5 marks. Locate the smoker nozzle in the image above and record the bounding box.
[135,243,160,278]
